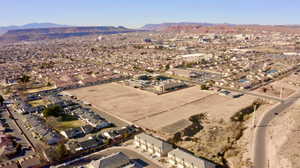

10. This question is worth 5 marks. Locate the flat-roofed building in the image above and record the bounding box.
[168,148,216,168]
[88,152,131,168]
[134,133,173,157]
[154,79,185,93]
[176,53,213,62]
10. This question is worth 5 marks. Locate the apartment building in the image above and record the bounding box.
[134,133,173,157]
[168,148,216,168]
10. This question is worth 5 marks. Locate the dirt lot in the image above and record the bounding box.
[253,73,300,99]
[66,83,257,133]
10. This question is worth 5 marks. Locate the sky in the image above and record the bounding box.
[1,0,300,28]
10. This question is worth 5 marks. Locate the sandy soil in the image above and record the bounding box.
[267,99,300,168]
[66,83,257,133]
[253,73,300,99]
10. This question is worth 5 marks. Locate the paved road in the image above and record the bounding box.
[253,91,300,168]
[1,105,35,161]
[6,106,40,151]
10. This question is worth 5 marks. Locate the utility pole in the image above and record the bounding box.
[280,87,284,100]
[252,104,257,128]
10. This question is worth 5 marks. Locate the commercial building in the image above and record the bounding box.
[154,79,185,93]
[176,53,213,62]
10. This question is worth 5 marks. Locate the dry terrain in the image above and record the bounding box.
[65,82,277,167]
[253,73,300,99]
[66,83,258,133]
[267,99,300,168]
[175,99,275,167]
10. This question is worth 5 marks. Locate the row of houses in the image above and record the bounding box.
[0,157,43,168]
[23,75,128,100]
[65,125,139,154]
[24,114,62,145]
[134,133,216,168]
[59,107,112,140]
[69,107,112,130]
[0,108,18,161]
[16,99,45,114]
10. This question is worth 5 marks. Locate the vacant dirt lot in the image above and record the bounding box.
[66,83,257,133]
[253,73,300,99]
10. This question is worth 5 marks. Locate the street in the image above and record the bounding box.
[253,91,300,168]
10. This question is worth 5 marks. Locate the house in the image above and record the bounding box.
[76,139,100,151]
[60,127,85,139]
[18,155,43,168]
[134,133,173,157]
[94,120,112,130]
[0,161,19,168]
[44,132,62,145]
[168,148,216,168]
[81,125,94,134]
[103,130,121,140]
[0,134,17,160]
[0,124,6,133]
[88,152,132,168]
[25,114,62,145]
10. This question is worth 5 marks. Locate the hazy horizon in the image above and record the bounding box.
[1,0,300,28]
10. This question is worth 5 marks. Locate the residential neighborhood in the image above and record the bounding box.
[1,4,300,167]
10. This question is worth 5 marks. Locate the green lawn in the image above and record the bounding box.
[46,116,86,131]
[28,99,50,107]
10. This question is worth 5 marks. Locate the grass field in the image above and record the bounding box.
[24,86,56,94]
[28,99,50,107]
[46,117,86,131]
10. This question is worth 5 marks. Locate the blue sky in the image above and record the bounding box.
[1,0,299,28]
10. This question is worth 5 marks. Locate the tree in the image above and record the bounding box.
[165,64,170,71]
[47,82,52,87]
[200,85,209,90]
[262,87,268,93]
[43,105,63,117]
[56,144,68,159]
[0,95,4,106]
[20,75,30,83]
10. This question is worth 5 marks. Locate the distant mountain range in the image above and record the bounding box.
[0,25,144,43]
[141,22,300,33]
[2,22,300,43]
[141,22,235,30]
[0,23,69,35]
